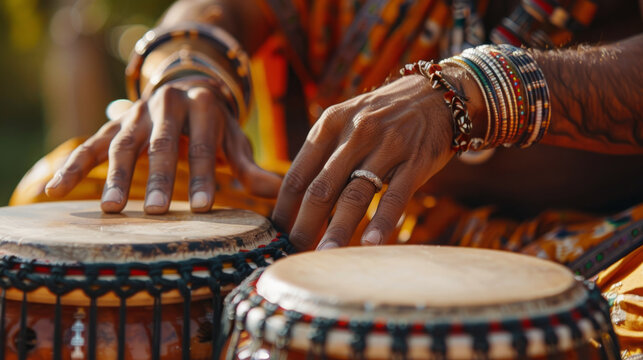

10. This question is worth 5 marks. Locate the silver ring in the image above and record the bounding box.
[350,169,383,192]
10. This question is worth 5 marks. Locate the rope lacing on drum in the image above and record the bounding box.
[0,234,293,360]
[388,323,411,360]
[308,317,336,359]
[465,323,490,360]
[348,320,373,359]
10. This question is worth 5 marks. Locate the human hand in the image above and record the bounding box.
[45,76,281,214]
[272,74,467,251]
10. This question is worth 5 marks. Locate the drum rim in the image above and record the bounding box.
[0,234,294,306]
[222,265,618,360]
[0,200,278,263]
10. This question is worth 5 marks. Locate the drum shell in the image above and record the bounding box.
[2,296,218,360]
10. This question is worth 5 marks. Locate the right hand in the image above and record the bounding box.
[45,76,281,214]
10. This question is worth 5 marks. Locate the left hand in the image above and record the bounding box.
[271,74,459,251]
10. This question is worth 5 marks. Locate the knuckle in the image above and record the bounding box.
[74,143,93,157]
[351,113,379,139]
[188,143,215,160]
[308,106,343,141]
[340,184,372,208]
[324,225,350,244]
[382,189,408,210]
[110,133,138,154]
[305,176,335,206]
[282,170,309,194]
[147,173,172,189]
[320,104,341,121]
[148,136,176,155]
[107,167,129,184]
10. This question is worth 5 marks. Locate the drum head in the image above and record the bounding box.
[0,200,277,263]
[256,245,581,321]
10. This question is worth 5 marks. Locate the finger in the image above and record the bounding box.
[101,104,152,213]
[361,165,414,246]
[45,120,121,198]
[144,87,187,214]
[288,142,373,251]
[316,172,380,250]
[186,87,220,212]
[271,106,345,233]
[222,117,282,198]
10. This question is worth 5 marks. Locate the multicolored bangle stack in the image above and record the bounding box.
[440,44,551,149]
[125,22,252,122]
[400,60,483,155]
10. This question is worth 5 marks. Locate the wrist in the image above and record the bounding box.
[125,23,252,123]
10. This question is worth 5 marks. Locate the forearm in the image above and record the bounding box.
[533,34,643,154]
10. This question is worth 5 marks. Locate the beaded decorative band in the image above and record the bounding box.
[219,268,620,360]
[125,23,252,122]
[440,44,551,149]
[400,60,484,154]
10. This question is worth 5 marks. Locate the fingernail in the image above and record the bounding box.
[362,230,382,246]
[145,190,167,208]
[103,187,123,204]
[191,191,209,209]
[46,173,62,190]
[317,241,339,251]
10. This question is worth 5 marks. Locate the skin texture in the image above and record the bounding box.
[273,35,643,251]
[45,0,280,214]
[45,0,643,251]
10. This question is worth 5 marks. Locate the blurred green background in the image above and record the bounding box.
[0,0,174,206]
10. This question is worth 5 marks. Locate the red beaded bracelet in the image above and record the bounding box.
[400,60,483,154]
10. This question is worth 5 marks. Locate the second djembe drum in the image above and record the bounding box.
[0,200,292,360]
[222,246,620,359]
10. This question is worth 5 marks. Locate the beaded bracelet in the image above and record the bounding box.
[454,56,503,147]
[498,44,551,147]
[471,48,519,145]
[435,44,550,149]
[125,22,252,122]
[400,60,485,154]
[487,48,528,144]
[460,49,510,146]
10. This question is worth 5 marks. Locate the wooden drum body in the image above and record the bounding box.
[0,201,292,360]
[222,246,620,359]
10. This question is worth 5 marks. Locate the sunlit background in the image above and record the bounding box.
[0,0,174,205]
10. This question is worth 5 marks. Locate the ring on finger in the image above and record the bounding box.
[350,169,383,192]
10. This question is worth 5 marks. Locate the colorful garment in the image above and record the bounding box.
[9,0,641,356]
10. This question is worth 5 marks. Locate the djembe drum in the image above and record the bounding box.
[221,246,620,359]
[0,200,292,360]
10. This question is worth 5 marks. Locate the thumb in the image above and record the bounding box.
[223,124,282,198]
